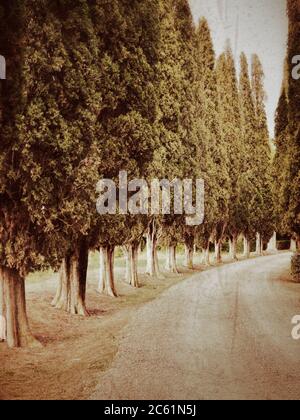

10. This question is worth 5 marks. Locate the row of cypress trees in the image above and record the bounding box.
[273,0,300,248]
[0,0,275,348]
[273,0,300,279]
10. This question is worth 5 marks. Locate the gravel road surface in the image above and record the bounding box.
[91,253,300,400]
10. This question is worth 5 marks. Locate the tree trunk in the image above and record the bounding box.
[229,235,238,261]
[184,244,194,269]
[52,240,89,316]
[165,245,179,274]
[267,232,277,253]
[146,222,161,277]
[290,238,297,252]
[256,233,263,255]
[165,247,170,271]
[0,266,38,348]
[99,247,106,293]
[69,248,89,315]
[0,271,6,342]
[214,240,222,263]
[296,235,300,251]
[98,247,117,297]
[154,248,160,275]
[52,258,69,310]
[202,244,211,266]
[243,236,251,259]
[124,244,139,288]
[124,247,130,284]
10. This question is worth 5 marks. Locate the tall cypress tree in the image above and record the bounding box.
[193,20,230,265]
[286,0,300,247]
[273,83,292,236]
[251,54,275,249]
[159,0,198,273]
[0,0,100,346]
[238,52,261,256]
[144,0,184,277]
[216,48,243,261]
[49,0,102,315]
[89,0,161,291]
[273,1,300,250]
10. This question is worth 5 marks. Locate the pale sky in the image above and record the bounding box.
[189,0,288,137]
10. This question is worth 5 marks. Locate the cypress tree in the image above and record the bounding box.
[273,1,300,251]
[216,48,242,261]
[238,52,261,256]
[121,0,160,287]
[273,83,292,236]
[50,0,101,315]
[251,54,275,249]
[160,0,198,272]
[191,19,231,265]
[90,0,161,290]
[0,0,100,346]
[0,0,58,347]
[286,0,300,247]
[145,0,184,276]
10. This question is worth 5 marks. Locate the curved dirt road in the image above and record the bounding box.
[91,253,300,400]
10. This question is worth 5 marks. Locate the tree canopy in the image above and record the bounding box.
[0,0,277,347]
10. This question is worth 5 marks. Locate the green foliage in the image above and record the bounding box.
[91,0,161,250]
[274,1,300,242]
[0,0,281,277]
[286,1,300,240]
[251,54,275,242]
[238,52,260,239]
[195,23,230,246]
[158,0,199,247]
[0,0,101,275]
[216,48,243,240]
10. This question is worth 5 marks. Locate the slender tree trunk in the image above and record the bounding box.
[256,233,263,255]
[267,232,277,253]
[290,238,297,252]
[52,240,89,316]
[124,244,139,288]
[52,258,69,310]
[69,247,89,316]
[229,239,233,256]
[243,236,251,259]
[146,222,161,277]
[0,274,5,342]
[202,244,211,266]
[184,244,194,269]
[146,234,152,274]
[99,247,117,297]
[214,240,222,263]
[106,247,117,297]
[99,247,106,293]
[0,266,38,348]
[154,248,160,275]
[165,247,170,271]
[170,245,178,273]
[124,246,130,284]
[165,245,178,274]
[229,234,238,261]
[296,235,300,251]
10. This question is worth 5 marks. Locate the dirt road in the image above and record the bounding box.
[91,253,300,400]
